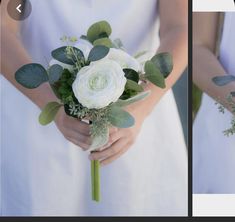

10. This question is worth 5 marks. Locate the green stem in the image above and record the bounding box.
[91,156,100,202]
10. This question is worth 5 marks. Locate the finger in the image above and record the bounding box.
[89,138,127,161]
[65,117,91,136]
[64,129,92,146]
[100,142,130,166]
[109,127,118,134]
[67,136,90,151]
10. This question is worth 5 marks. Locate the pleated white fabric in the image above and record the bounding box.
[193,12,235,194]
[1,0,187,216]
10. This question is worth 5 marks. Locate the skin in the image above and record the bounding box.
[193,12,235,114]
[1,0,187,166]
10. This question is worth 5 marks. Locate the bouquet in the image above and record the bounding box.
[213,75,235,135]
[15,21,173,202]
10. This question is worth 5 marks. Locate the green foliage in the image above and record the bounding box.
[51,46,84,65]
[87,21,112,43]
[144,60,165,88]
[48,64,63,84]
[108,106,135,128]
[192,84,202,120]
[88,45,110,61]
[212,75,235,86]
[134,50,148,59]
[114,91,150,107]
[15,63,48,89]
[93,38,113,48]
[50,69,75,103]
[123,69,139,83]
[39,102,62,125]
[151,52,173,78]
[125,79,143,92]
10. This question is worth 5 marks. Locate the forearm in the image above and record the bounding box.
[1,27,58,109]
[193,45,235,113]
[133,26,188,119]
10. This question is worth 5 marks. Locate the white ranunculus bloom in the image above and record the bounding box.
[104,48,141,72]
[72,60,126,109]
[49,59,74,72]
[74,39,93,60]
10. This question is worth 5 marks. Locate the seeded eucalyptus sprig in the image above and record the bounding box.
[212,74,235,136]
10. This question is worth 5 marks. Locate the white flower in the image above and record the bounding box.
[74,39,93,60]
[104,48,140,72]
[72,60,126,109]
[49,59,74,72]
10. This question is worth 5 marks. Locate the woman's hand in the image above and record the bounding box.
[89,103,147,166]
[54,108,92,151]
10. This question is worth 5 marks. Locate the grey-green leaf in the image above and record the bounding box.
[114,91,150,107]
[51,46,84,65]
[123,69,139,83]
[151,52,173,78]
[231,91,235,97]
[88,45,109,61]
[125,79,143,92]
[144,60,166,88]
[39,102,62,125]
[87,20,112,43]
[15,63,48,89]
[108,106,135,128]
[212,75,235,86]
[93,37,113,48]
[48,64,63,84]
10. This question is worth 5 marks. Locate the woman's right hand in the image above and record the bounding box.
[54,108,92,151]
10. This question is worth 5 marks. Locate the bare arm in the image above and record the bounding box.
[0,1,91,150]
[193,12,235,113]
[0,1,58,109]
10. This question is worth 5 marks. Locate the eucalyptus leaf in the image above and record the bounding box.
[151,52,173,78]
[125,79,143,92]
[87,21,112,43]
[114,91,150,107]
[80,35,89,41]
[48,64,63,84]
[108,106,135,128]
[51,46,84,65]
[93,37,113,48]
[123,69,139,83]
[15,63,48,89]
[89,126,109,151]
[144,60,166,88]
[212,75,235,86]
[39,102,62,125]
[88,45,109,61]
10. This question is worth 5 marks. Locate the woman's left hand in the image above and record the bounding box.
[89,103,147,166]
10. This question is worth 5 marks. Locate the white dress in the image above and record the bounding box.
[193,12,235,194]
[0,0,187,216]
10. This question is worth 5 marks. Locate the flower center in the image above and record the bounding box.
[89,74,108,91]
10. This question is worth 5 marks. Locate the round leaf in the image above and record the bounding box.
[108,106,135,128]
[51,46,84,65]
[93,37,113,48]
[39,102,62,125]
[123,69,139,83]
[212,75,235,86]
[88,45,109,61]
[87,20,112,43]
[125,79,143,92]
[144,60,166,88]
[151,52,173,78]
[48,64,63,84]
[15,63,48,89]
